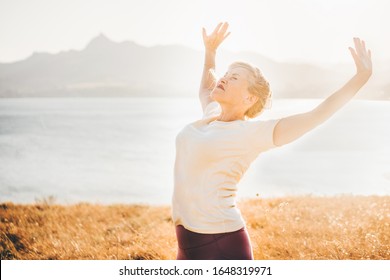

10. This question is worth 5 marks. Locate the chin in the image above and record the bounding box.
[210,89,223,102]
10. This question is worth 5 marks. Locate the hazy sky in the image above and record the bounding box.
[0,0,389,64]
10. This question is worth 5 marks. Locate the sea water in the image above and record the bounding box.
[0,97,389,205]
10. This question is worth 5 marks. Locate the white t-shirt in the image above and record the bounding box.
[172,102,279,234]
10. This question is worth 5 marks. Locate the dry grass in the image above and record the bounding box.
[1,195,389,260]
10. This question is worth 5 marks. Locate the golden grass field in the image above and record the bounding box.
[1,195,389,260]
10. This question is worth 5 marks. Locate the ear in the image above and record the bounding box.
[246,94,259,105]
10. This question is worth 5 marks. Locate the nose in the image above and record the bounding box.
[220,78,227,84]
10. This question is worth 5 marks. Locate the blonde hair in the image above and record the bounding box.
[229,61,272,119]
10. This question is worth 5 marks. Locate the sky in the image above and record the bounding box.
[0,0,389,64]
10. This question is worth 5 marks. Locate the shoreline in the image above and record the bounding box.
[2,193,389,207]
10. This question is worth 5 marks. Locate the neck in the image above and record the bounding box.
[217,105,246,122]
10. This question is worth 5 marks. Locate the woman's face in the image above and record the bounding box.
[210,66,255,107]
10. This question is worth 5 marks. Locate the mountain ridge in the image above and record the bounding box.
[0,35,388,99]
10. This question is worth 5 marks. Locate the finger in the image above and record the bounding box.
[218,32,231,45]
[222,31,231,41]
[348,46,357,58]
[361,40,367,54]
[218,22,229,40]
[212,22,223,35]
[216,23,230,42]
[353,37,360,54]
[367,49,372,69]
[354,37,364,57]
[219,22,229,35]
[349,47,360,67]
[202,27,207,41]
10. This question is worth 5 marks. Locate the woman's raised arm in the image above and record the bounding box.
[199,22,230,111]
[273,37,373,147]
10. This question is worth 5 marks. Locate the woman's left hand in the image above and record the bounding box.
[349,37,372,77]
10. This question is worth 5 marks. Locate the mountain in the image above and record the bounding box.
[0,34,388,99]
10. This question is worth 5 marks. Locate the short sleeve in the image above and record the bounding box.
[248,119,280,153]
[202,101,221,119]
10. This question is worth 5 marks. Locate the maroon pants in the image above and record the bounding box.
[175,225,253,260]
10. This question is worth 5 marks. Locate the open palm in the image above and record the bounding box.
[349,37,372,76]
[202,22,230,52]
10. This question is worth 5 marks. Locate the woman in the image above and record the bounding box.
[172,22,372,260]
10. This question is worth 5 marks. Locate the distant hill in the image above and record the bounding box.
[0,34,388,99]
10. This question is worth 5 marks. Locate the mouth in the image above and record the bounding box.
[217,83,225,91]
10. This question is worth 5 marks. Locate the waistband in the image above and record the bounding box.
[175,225,246,250]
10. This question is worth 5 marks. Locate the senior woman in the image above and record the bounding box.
[171,22,372,260]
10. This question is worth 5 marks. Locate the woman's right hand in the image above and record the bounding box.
[202,22,230,53]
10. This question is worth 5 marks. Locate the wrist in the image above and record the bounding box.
[205,48,216,55]
[355,70,372,82]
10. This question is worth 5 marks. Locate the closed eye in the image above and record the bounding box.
[224,73,240,80]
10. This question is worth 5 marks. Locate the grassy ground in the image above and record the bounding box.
[1,195,389,260]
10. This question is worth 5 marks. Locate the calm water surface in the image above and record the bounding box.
[0,97,389,205]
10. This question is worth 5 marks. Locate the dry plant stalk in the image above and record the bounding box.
[1,196,389,260]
